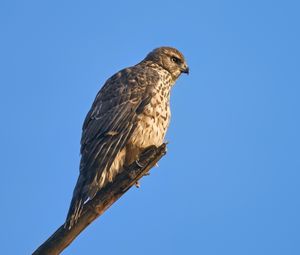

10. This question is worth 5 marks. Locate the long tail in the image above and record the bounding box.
[64,175,88,229]
[64,198,84,229]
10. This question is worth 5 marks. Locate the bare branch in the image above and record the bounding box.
[33,144,167,255]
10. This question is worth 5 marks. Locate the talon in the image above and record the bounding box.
[144,172,150,176]
[135,181,140,188]
[135,159,145,168]
[155,163,159,167]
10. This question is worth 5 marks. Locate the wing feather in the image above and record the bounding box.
[65,65,159,228]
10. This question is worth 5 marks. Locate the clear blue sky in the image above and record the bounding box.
[1,1,299,254]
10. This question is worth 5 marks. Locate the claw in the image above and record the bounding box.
[135,181,140,188]
[135,159,145,168]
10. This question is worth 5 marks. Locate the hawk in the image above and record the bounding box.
[65,47,189,228]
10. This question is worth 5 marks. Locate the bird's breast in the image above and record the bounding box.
[129,81,171,149]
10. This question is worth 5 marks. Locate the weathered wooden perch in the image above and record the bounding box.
[33,143,167,255]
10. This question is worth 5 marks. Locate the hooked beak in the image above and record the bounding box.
[181,65,189,75]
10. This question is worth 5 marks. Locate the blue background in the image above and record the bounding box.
[1,1,299,254]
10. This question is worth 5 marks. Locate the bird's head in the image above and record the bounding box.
[144,47,189,80]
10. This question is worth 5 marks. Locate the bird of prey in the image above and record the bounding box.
[65,47,189,229]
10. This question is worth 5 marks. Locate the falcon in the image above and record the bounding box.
[65,47,189,229]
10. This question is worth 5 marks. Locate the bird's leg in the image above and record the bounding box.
[134,145,159,187]
[135,160,149,187]
[135,160,143,188]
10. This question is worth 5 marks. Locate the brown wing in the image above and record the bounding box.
[65,65,159,228]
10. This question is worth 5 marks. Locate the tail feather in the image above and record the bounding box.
[65,196,84,229]
[64,175,88,229]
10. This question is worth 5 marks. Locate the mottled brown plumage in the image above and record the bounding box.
[65,47,189,228]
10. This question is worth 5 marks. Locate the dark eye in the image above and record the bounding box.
[171,56,180,64]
